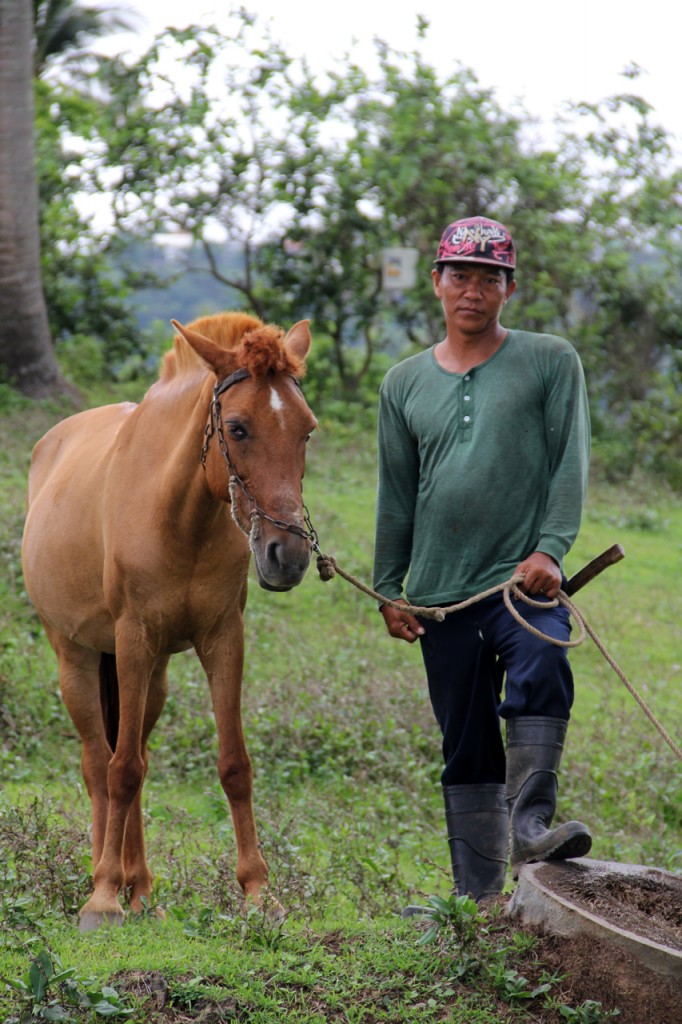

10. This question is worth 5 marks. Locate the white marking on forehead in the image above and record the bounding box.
[270,385,285,417]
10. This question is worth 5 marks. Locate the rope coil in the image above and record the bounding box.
[315,553,682,763]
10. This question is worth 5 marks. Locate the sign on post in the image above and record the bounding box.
[382,248,419,291]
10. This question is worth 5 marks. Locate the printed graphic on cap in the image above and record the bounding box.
[435,217,515,269]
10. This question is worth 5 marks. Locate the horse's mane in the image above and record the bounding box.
[160,312,305,383]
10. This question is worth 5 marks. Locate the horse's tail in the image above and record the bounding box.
[99,652,120,752]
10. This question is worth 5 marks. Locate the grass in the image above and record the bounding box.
[0,380,680,1022]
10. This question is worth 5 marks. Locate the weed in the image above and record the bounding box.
[1,946,133,1021]
[413,892,482,950]
[558,999,622,1021]
[0,798,90,923]
[403,892,622,1019]
[240,903,289,951]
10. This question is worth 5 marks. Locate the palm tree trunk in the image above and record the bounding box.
[0,0,61,395]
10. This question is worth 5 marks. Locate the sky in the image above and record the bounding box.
[98,0,681,152]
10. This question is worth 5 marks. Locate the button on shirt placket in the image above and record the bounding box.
[460,372,474,442]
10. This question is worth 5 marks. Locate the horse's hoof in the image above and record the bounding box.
[79,909,124,932]
[246,890,286,922]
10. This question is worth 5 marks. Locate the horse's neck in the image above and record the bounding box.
[140,377,227,536]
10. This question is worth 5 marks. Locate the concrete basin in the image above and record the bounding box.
[508,857,682,980]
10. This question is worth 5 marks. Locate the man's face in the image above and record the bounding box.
[432,262,516,335]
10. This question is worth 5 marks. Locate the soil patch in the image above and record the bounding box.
[521,924,682,1024]
[532,860,682,951]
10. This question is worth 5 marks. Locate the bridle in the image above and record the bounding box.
[201,369,319,549]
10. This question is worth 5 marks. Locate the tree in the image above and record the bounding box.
[260,42,596,392]
[89,19,295,318]
[0,0,61,395]
[33,0,135,77]
[91,25,584,396]
[35,79,143,375]
[30,0,148,387]
[73,15,681,437]
[560,87,682,414]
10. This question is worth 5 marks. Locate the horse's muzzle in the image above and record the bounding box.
[252,535,312,592]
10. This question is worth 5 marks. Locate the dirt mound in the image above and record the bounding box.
[525,926,682,1024]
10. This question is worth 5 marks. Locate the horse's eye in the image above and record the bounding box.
[227,422,248,441]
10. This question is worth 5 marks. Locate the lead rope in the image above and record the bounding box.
[315,553,682,763]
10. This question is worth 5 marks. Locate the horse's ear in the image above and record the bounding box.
[284,320,311,363]
[170,319,236,376]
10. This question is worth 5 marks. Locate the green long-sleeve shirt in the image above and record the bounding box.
[373,330,590,605]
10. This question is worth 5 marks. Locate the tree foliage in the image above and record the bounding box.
[30,0,149,386]
[560,92,682,415]
[33,0,136,77]
[11,8,682,484]
[78,16,681,405]
[35,80,141,374]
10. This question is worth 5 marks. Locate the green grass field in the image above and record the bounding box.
[0,387,680,1022]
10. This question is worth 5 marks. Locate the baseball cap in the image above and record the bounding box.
[434,216,516,270]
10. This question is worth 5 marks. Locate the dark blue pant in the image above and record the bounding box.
[418,593,573,786]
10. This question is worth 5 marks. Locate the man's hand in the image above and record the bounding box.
[514,551,562,599]
[380,599,425,643]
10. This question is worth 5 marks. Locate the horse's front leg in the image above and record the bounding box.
[123,657,169,915]
[197,620,270,907]
[79,628,154,931]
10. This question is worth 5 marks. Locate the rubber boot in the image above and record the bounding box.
[443,783,508,903]
[506,716,592,878]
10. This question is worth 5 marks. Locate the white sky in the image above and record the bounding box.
[101,0,681,152]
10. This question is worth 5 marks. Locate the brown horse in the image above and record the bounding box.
[21,312,318,931]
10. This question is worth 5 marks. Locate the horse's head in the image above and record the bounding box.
[171,316,318,592]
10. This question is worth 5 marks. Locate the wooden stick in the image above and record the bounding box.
[564,543,625,596]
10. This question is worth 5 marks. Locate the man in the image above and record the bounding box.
[373,216,592,902]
